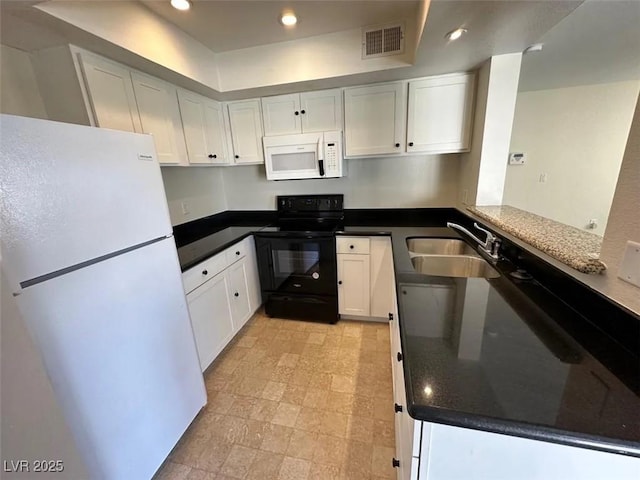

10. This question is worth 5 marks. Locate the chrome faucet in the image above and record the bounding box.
[446,222,501,262]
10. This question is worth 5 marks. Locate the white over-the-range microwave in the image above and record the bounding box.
[263,131,344,181]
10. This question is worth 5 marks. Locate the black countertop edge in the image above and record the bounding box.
[178,229,260,272]
[405,404,640,458]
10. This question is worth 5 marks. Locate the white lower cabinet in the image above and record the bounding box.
[183,236,261,372]
[337,253,370,316]
[187,272,233,371]
[227,260,251,332]
[336,236,395,320]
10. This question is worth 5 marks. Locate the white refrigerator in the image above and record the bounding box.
[0,115,206,479]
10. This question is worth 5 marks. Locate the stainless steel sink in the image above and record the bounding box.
[410,255,500,279]
[406,238,476,256]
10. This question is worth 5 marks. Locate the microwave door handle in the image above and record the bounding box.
[318,159,325,176]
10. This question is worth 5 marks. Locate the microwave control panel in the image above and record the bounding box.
[323,131,342,177]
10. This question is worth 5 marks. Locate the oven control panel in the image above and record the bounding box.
[277,194,344,213]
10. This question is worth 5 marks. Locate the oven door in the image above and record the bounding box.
[255,235,337,296]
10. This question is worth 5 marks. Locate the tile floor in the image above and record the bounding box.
[155,312,396,480]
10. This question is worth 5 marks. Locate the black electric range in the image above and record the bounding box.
[254,195,344,323]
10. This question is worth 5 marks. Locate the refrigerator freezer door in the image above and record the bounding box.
[14,238,205,480]
[0,115,173,287]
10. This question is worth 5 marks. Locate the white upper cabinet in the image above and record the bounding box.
[300,89,343,133]
[178,90,229,165]
[407,73,475,154]
[226,99,264,165]
[262,89,343,136]
[78,53,141,133]
[131,72,187,165]
[261,93,301,136]
[344,82,407,157]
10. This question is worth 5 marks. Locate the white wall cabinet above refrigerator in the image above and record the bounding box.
[131,72,188,166]
[78,52,141,134]
[343,82,407,157]
[262,89,343,136]
[177,89,229,165]
[78,51,187,165]
[407,73,475,154]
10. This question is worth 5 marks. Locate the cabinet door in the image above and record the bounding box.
[227,99,264,164]
[131,72,186,165]
[337,253,371,316]
[300,89,343,133]
[228,259,251,332]
[79,53,141,133]
[186,272,233,372]
[344,82,406,157]
[203,98,229,164]
[370,237,395,318]
[407,74,475,154]
[177,90,209,164]
[178,91,229,165]
[261,93,301,136]
[243,237,262,312]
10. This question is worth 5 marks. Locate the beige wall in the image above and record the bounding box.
[459,53,522,207]
[595,99,640,314]
[504,81,640,235]
[221,154,460,211]
[0,45,48,119]
[161,154,459,222]
[161,167,228,225]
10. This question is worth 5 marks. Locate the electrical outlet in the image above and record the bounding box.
[462,189,468,204]
[539,173,548,183]
[618,241,640,288]
[181,201,189,215]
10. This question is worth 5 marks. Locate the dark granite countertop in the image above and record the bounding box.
[173,213,640,457]
[176,226,269,271]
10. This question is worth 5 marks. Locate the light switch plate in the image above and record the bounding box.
[618,240,640,288]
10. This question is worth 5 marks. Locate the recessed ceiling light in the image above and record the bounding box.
[171,0,191,11]
[280,11,297,26]
[445,28,468,41]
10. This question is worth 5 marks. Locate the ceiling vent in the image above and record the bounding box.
[362,23,405,59]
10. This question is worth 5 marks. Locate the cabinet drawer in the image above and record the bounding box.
[182,253,227,294]
[224,236,251,266]
[336,237,370,254]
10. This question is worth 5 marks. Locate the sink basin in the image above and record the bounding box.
[406,238,476,256]
[410,255,500,279]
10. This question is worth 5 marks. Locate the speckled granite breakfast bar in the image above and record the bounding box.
[468,205,607,274]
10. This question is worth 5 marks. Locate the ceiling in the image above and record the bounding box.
[5,1,636,98]
[518,0,640,91]
[141,0,420,53]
